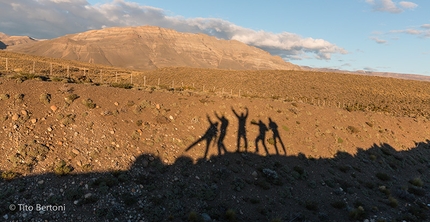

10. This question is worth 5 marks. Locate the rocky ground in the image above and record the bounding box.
[0,72,429,221]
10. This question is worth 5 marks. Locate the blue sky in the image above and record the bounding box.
[0,0,429,75]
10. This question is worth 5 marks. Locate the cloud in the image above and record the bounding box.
[365,0,418,13]
[398,1,418,9]
[0,0,347,61]
[370,37,387,44]
[364,67,377,72]
[389,25,430,38]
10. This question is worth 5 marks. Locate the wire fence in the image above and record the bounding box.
[0,57,383,110]
[1,56,426,117]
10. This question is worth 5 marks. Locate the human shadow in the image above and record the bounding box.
[185,115,218,159]
[214,111,228,156]
[232,107,248,152]
[268,117,286,155]
[252,120,269,154]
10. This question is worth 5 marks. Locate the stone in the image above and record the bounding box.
[155,104,161,110]
[50,105,58,112]
[38,180,44,185]
[262,168,278,179]
[201,213,211,222]
[21,110,28,116]
[84,193,92,199]
[72,149,80,155]
[114,102,119,106]
[142,160,149,168]
[11,114,19,121]
[30,118,37,124]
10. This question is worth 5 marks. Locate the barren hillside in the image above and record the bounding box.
[6,26,300,71]
[0,63,429,221]
[0,32,36,49]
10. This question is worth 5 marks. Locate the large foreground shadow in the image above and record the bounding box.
[1,142,430,221]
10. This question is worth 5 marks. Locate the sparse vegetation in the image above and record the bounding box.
[1,171,19,180]
[14,93,24,102]
[0,93,10,100]
[54,160,73,176]
[409,177,423,187]
[82,98,96,109]
[225,209,236,221]
[65,93,79,104]
[39,93,51,105]
[110,82,133,89]
[347,125,360,134]
[388,196,398,208]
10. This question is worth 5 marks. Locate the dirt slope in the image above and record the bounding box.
[0,71,429,221]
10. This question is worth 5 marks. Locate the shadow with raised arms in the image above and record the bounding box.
[232,107,249,152]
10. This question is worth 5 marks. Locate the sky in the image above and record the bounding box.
[0,0,429,75]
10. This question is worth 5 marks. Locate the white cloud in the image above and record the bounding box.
[365,0,418,13]
[370,37,387,44]
[0,0,347,61]
[398,1,418,9]
[341,63,352,67]
[389,25,430,38]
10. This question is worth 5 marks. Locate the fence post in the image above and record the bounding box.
[67,66,70,78]
[130,73,133,84]
[5,58,8,71]
[50,63,53,76]
[32,61,35,74]
[100,70,103,83]
[144,76,146,87]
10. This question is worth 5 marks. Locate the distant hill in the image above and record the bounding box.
[6,26,300,71]
[302,66,430,82]
[0,32,36,49]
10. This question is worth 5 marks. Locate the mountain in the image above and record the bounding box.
[302,66,430,82]
[6,26,300,70]
[0,32,37,49]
